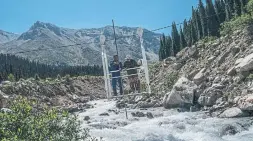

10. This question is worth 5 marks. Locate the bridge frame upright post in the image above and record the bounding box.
[101,27,152,99]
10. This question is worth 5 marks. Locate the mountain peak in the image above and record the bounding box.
[17,21,63,40]
[30,21,58,30]
[0,29,19,44]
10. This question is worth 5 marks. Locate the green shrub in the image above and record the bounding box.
[220,14,253,36]
[247,0,253,16]
[0,96,93,141]
[7,74,15,82]
[165,72,179,90]
[246,73,253,80]
[198,36,217,44]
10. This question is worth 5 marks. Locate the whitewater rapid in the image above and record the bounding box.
[79,100,253,141]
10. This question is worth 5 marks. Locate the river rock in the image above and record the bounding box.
[134,95,143,103]
[198,87,223,106]
[163,77,197,109]
[220,124,240,136]
[136,101,154,108]
[219,107,248,118]
[237,94,253,111]
[116,100,127,109]
[67,105,80,113]
[131,111,145,117]
[99,112,109,116]
[190,105,199,112]
[84,116,90,121]
[236,53,253,72]
[146,112,154,119]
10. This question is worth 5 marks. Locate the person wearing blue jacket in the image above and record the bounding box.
[109,55,123,96]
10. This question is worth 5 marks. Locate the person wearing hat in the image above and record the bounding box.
[109,55,123,96]
[123,55,140,93]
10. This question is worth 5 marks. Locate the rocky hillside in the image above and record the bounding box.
[0,30,19,44]
[0,21,160,66]
[0,76,105,112]
[149,25,253,117]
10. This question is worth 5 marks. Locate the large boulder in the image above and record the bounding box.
[0,91,8,109]
[193,68,206,85]
[198,87,223,106]
[187,69,200,80]
[188,46,199,58]
[172,63,183,70]
[237,94,253,111]
[217,50,230,65]
[235,53,253,72]
[164,57,176,66]
[176,46,198,61]
[219,107,248,118]
[231,46,240,55]
[163,77,197,109]
[227,67,236,76]
[235,58,243,65]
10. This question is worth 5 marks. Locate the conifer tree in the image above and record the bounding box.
[171,22,180,55]
[180,26,187,49]
[162,34,168,58]
[240,0,246,14]
[234,0,241,17]
[225,0,232,20]
[183,19,190,45]
[165,36,172,57]
[192,7,202,40]
[159,37,165,60]
[196,9,203,39]
[215,0,226,23]
[198,0,208,37]
[229,0,235,14]
[206,0,220,36]
[190,19,197,44]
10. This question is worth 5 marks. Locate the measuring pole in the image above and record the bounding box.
[112,19,124,95]
[112,19,119,57]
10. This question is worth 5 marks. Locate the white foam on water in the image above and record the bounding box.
[79,100,253,141]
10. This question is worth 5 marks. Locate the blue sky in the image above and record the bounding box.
[0,0,199,34]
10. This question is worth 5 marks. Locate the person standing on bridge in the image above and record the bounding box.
[109,55,123,96]
[124,55,141,93]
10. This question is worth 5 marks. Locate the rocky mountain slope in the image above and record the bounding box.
[149,25,253,117]
[0,30,19,44]
[0,21,160,66]
[0,76,105,112]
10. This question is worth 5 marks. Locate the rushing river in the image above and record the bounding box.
[79,100,253,141]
